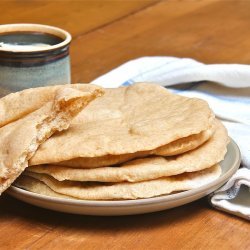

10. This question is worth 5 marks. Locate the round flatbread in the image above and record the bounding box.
[30,83,214,166]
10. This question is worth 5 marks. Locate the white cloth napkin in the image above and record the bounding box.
[92,56,250,220]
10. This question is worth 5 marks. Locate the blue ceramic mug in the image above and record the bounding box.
[0,23,72,96]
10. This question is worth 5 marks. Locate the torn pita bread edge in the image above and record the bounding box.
[0,86,103,195]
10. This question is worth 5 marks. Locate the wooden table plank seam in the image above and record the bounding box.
[73,1,162,41]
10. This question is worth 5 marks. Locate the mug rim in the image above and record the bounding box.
[0,23,72,53]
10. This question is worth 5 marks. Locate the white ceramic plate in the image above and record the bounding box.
[7,139,240,216]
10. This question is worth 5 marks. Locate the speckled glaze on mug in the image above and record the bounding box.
[0,23,72,96]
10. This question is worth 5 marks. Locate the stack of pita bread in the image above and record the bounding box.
[13,83,229,201]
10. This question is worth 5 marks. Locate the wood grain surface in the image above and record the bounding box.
[0,1,249,249]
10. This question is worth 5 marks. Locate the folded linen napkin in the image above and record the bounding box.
[92,56,250,220]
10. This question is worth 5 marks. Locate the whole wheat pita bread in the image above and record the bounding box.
[58,122,215,168]
[0,85,103,195]
[20,165,221,200]
[30,83,214,166]
[0,83,100,128]
[28,120,228,183]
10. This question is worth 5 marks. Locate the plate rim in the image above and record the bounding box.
[7,138,241,208]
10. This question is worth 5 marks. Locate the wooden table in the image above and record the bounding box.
[0,1,249,249]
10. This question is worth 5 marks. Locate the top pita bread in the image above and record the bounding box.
[0,85,103,194]
[30,83,214,165]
